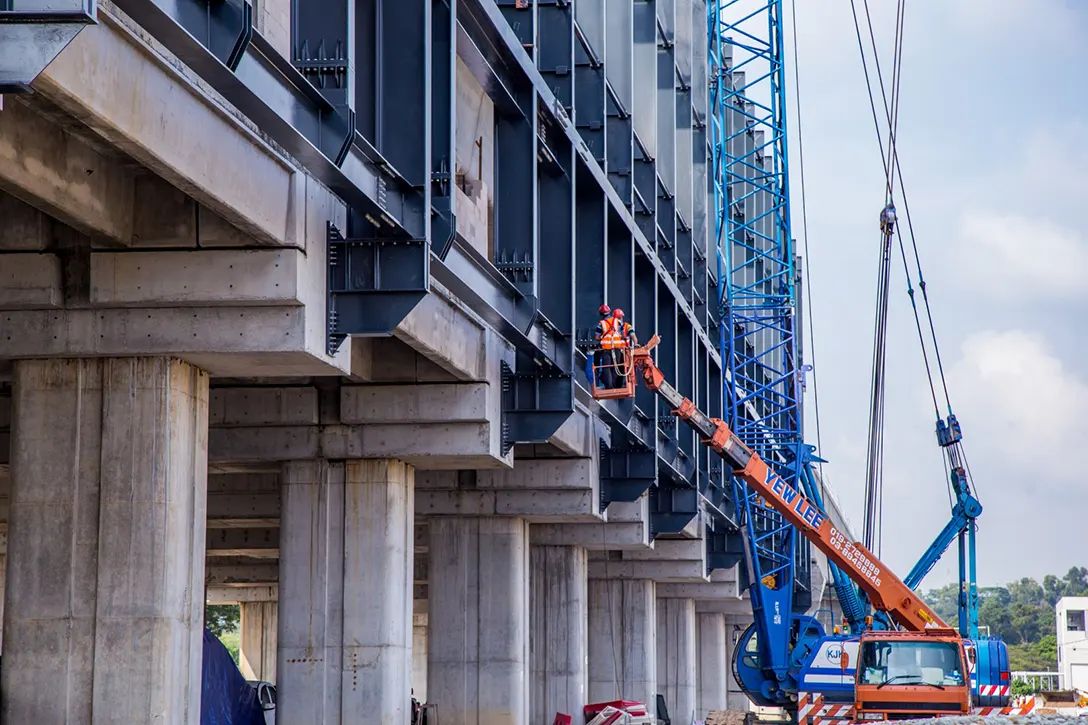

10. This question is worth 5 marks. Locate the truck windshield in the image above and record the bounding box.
[858,641,964,687]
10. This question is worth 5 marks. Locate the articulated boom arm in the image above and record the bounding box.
[630,336,948,633]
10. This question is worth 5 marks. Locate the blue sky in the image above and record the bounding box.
[784,0,1088,588]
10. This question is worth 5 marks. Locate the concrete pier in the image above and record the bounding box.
[530,545,589,722]
[428,516,530,725]
[587,578,657,706]
[240,601,279,682]
[696,612,728,717]
[277,459,414,725]
[2,358,209,724]
[658,597,697,725]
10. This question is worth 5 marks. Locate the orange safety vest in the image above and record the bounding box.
[598,318,632,349]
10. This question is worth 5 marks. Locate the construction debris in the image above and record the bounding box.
[704,710,750,725]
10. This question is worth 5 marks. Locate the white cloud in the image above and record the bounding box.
[951,212,1088,301]
[947,329,1088,480]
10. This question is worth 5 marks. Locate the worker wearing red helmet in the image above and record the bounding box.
[594,304,618,387]
[593,305,638,389]
[610,308,639,347]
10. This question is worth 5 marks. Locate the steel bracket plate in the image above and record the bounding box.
[499,360,574,456]
[326,221,428,354]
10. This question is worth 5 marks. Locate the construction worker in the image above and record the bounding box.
[611,308,638,347]
[608,308,638,387]
[594,303,619,388]
[879,201,896,236]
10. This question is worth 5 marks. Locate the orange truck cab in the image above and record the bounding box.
[849,629,973,721]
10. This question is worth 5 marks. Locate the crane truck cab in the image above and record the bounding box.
[849,629,972,721]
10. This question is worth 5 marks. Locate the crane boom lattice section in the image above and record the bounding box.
[711,0,806,613]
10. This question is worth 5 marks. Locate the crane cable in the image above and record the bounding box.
[853,0,908,557]
[850,0,979,558]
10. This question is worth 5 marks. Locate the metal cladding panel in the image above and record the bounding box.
[99,0,725,516]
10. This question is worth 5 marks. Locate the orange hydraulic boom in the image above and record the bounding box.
[597,335,947,633]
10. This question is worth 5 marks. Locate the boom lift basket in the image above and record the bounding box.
[587,336,660,400]
[587,346,637,400]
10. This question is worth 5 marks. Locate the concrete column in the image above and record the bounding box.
[657,598,697,724]
[530,545,588,722]
[240,601,278,683]
[587,579,657,706]
[3,357,209,724]
[412,614,428,702]
[696,612,727,717]
[428,516,530,725]
[278,459,414,725]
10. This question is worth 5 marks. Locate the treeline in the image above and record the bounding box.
[921,566,1088,672]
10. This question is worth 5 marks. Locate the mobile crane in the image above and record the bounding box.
[587,339,1033,723]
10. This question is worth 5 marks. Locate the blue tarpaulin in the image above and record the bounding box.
[201,628,266,725]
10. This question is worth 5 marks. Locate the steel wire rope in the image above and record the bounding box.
[787,0,838,596]
[786,0,824,479]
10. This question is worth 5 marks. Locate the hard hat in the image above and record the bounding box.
[599,303,611,315]
[612,308,624,318]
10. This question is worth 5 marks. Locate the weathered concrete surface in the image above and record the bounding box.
[416,459,601,521]
[428,516,529,725]
[2,357,208,724]
[588,579,657,706]
[657,597,697,725]
[0,98,135,243]
[530,546,588,723]
[531,497,651,551]
[413,613,428,702]
[696,612,728,718]
[587,534,709,582]
[241,601,278,682]
[0,252,62,308]
[33,7,299,247]
[277,459,414,725]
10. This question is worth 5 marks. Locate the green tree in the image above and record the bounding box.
[205,604,240,638]
[1043,575,1067,607]
[979,596,1013,640]
[1008,577,1045,607]
[1063,567,1088,597]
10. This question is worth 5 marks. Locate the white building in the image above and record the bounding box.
[1057,596,1088,691]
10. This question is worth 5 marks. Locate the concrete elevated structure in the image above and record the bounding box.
[0,0,856,723]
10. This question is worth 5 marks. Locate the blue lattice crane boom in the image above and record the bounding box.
[708,0,868,708]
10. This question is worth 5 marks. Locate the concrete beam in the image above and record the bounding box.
[206,561,279,587]
[0,194,57,251]
[206,528,279,559]
[656,581,740,599]
[587,559,708,582]
[0,253,62,309]
[33,9,301,248]
[392,282,501,382]
[209,422,506,469]
[529,496,651,550]
[416,489,600,522]
[207,492,279,528]
[0,99,135,243]
[620,538,704,562]
[210,388,318,427]
[89,249,307,306]
[0,306,345,377]
[694,599,752,616]
[206,586,278,604]
[530,522,649,550]
[341,383,489,424]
